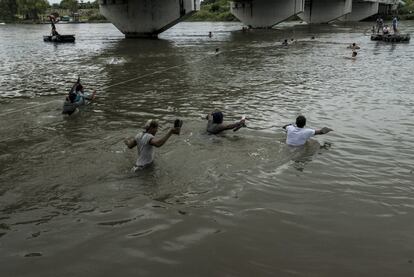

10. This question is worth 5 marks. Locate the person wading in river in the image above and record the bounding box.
[283,115,333,146]
[124,119,181,171]
[62,78,96,115]
[206,111,246,134]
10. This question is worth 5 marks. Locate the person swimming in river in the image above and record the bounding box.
[352,51,357,58]
[348,43,360,50]
[282,39,289,46]
[206,111,246,134]
[62,78,96,115]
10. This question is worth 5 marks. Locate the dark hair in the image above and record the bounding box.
[76,84,83,92]
[212,111,223,124]
[68,92,77,103]
[296,115,306,128]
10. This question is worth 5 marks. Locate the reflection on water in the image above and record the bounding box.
[1,21,414,277]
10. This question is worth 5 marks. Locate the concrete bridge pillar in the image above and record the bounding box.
[340,0,379,22]
[99,0,200,38]
[230,0,305,28]
[378,1,398,15]
[298,0,352,23]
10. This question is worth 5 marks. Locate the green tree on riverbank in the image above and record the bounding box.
[59,0,78,16]
[399,0,414,15]
[191,0,236,21]
[16,0,49,20]
[0,0,18,22]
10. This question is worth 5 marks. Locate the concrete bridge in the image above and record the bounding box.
[231,0,398,28]
[99,0,201,38]
[99,0,397,38]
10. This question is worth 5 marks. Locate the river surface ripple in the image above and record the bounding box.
[1,21,414,277]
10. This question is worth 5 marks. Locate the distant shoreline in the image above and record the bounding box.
[3,17,414,25]
[2,20,110,24]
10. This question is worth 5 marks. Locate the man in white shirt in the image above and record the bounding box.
[125,119,180,170]
[283,115,332,146]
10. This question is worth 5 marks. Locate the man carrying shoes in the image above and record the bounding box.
[125,119,181,171]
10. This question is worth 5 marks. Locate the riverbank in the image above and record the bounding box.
[0,8,108,24]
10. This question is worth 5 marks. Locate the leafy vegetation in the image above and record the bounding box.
[17,0,49,20]
[0,0,18,22]
[59,0,78,14]
[398,0,414,19]
[190,0,237,21]
[0,0,101,22]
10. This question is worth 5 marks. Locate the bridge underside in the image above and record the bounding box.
[340,0,379,21]
[230,0,397,28]
[99,0,200,38]
[230,0,304,28]
[99,0,397,37]
[298,0,352,23]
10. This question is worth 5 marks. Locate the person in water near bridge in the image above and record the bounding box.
[206,111,246,134]
[283,115,332,146]
[124,119,181,170]
[62,78,96,115]
[351,50,357,58]
[348,43,360,50]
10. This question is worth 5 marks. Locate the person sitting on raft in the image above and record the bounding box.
[206,111,246,134]
[383,25,390,35]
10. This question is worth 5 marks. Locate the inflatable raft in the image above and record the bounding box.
[43,35,75,43]
[371,33,410,42]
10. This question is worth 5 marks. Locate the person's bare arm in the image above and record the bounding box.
[150,128,180,147]
[220,123,240,131]
[315,127,333,135]
[282,123,292,130]
[217,119,246,133]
